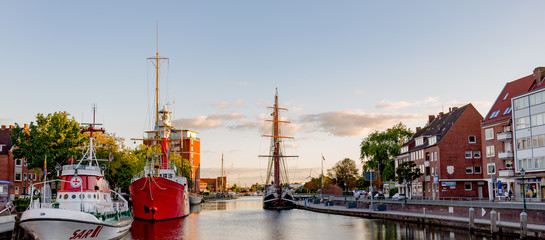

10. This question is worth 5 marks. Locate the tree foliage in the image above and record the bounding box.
[360,123,413,183]
[395,161,422,184]
[10,112,86,174]
[303,175,333,193]
[327,158,359,191]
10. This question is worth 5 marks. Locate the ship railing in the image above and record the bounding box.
[28,179,72,210]
[63,164,101,172]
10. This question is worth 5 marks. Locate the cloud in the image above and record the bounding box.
[374,97,439,110]
[213,99,245,109]
[175,113,245,130]
[300,110,422,137]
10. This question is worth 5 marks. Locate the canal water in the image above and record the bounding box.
[125,196,514,240]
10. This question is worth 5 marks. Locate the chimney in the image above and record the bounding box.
[449,107,452,113]
[428,115,435,124]
[534,67,545,84]
[9,125,14,129]
[452,107,458,111]
[438,112,444,118]
[1,125,5,129]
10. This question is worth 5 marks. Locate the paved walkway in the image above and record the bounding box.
[296,201,545,233]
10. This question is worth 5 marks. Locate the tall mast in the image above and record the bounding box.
[273,90,280,186]
[221,153,224,194]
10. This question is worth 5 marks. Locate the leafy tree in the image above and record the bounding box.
[231,183,238,192]
[11,112,86,176]
[360,122,413,185]
[327,158,359,191]
[356,176,370,189]
[395,160,422,197]
[303,175,333,193]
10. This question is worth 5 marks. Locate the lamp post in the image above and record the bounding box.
[403,179,407,205]
[521,168,526,211]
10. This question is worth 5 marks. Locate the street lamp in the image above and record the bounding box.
[403,179,407,204]
[521,168,526,211]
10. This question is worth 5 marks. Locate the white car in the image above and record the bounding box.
[392,193,406,201]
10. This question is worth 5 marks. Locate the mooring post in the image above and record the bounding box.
[520,211,528,239]
[469,208,475,231]
[490,210,497,234]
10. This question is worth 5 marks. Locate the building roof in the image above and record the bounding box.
[481,75,534,126]
[482,67,545,127]
[410,104,470,151]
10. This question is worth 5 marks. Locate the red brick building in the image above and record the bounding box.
[0,125,42,200]
[397,104,484,199]
[181,130,200,193]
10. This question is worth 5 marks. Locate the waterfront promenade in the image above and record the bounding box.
[296,197,545,239]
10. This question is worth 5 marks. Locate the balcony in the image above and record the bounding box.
[498,169,514,177]
[498,151,514,160]
[497,131,513,142]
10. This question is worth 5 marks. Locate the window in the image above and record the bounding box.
[434,152,437,161]
[516,117,530,129]
[486,145,495,157]
[465,182,472,191]
[14,186,19,195]
[466,166,473,174]
[15,173,21,182]
[425,152,430,161]
[487,163,496,175]
[532,113,545,127]
[533,135,545,148]
[518,158,534,170]
[473,151,481,158]
[517,137,532,150]
[474,166,482,174]
[15,159,22,166]
[23,173,27,181]
[503,92,509,101]
[514,96,529,110]
[465,151,473,159]
[33,174,36,181]
[468,136,476,143]
[489,110,500,119]
[428,136,437,145]
[485,128,494,140]
[503,107,512,116]
[415,137,424,146]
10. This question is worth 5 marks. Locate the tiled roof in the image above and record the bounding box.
[482,75,535,126]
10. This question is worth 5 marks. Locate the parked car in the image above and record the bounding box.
[392,193,406,201]
[374,192,385,199]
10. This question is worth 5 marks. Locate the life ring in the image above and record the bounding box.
[33,189,41,197]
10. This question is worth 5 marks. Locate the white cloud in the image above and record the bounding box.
[374,97,439,110]
[213,99,245,109]
[300,110,422,137]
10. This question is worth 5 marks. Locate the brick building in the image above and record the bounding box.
[397,104,484,199]
[479,70,543,200]
[0,125,42,200]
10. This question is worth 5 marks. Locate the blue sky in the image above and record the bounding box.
[2,1,545,185]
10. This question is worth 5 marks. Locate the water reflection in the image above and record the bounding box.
[126,197,517,240]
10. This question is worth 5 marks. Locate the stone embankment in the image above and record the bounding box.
[296,199,545,239]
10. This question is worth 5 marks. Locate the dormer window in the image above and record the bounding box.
[489,110,500,119]
[503,107,512,116]
[415,137,424,146]
[428,136,437,145]
[503,92,509,101]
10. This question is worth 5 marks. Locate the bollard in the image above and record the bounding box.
[469,208,475,231]
[490,210,497,234]
[520,211,528,239]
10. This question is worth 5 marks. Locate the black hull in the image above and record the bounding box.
[262,192,296,210]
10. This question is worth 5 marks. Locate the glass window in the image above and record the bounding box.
[531,113,545,127]
[485,128,494,140]
[489,110,500,119]
[15,174,21,182]
[514,96,529,110]
[516,117,530,129]
[517,137,531,150]
[486,145,495,157]
[465,151,473,159]
[533,135,545,148]
[473,151,481,158]
[465,182,472,191]
[15,159,22,166]
[466,166,473,174]
[468,136,476,143]
[474,166,482,174]
[487,163,496,175]
[503,107,512,115]
[23,173,27,181]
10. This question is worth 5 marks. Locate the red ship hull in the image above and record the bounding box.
[129,177,189,221]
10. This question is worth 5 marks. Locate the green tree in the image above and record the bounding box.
[303,175,333,193]
[327,158,359,191]
[360,123,413,185]
[231,183,238,192]
[395,160,422,197]
[356,176,370,189]
[11,112,86,176]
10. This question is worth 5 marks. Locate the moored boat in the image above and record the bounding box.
[129,44,190,221]
[19,108,133,240]
[259,89,298,210]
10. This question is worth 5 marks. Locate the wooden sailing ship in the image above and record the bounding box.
[259,89,298,210]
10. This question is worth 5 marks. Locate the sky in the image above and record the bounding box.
[2,1,545,186]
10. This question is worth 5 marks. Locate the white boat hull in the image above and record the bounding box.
[20,208,132,240]
[189,195,202,205]
[0,214,15,233]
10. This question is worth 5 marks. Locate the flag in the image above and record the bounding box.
[43,156,47,178]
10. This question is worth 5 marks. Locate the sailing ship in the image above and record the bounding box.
[19,108,133,240]
[259,89,298,210]
[128,45,190,221]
